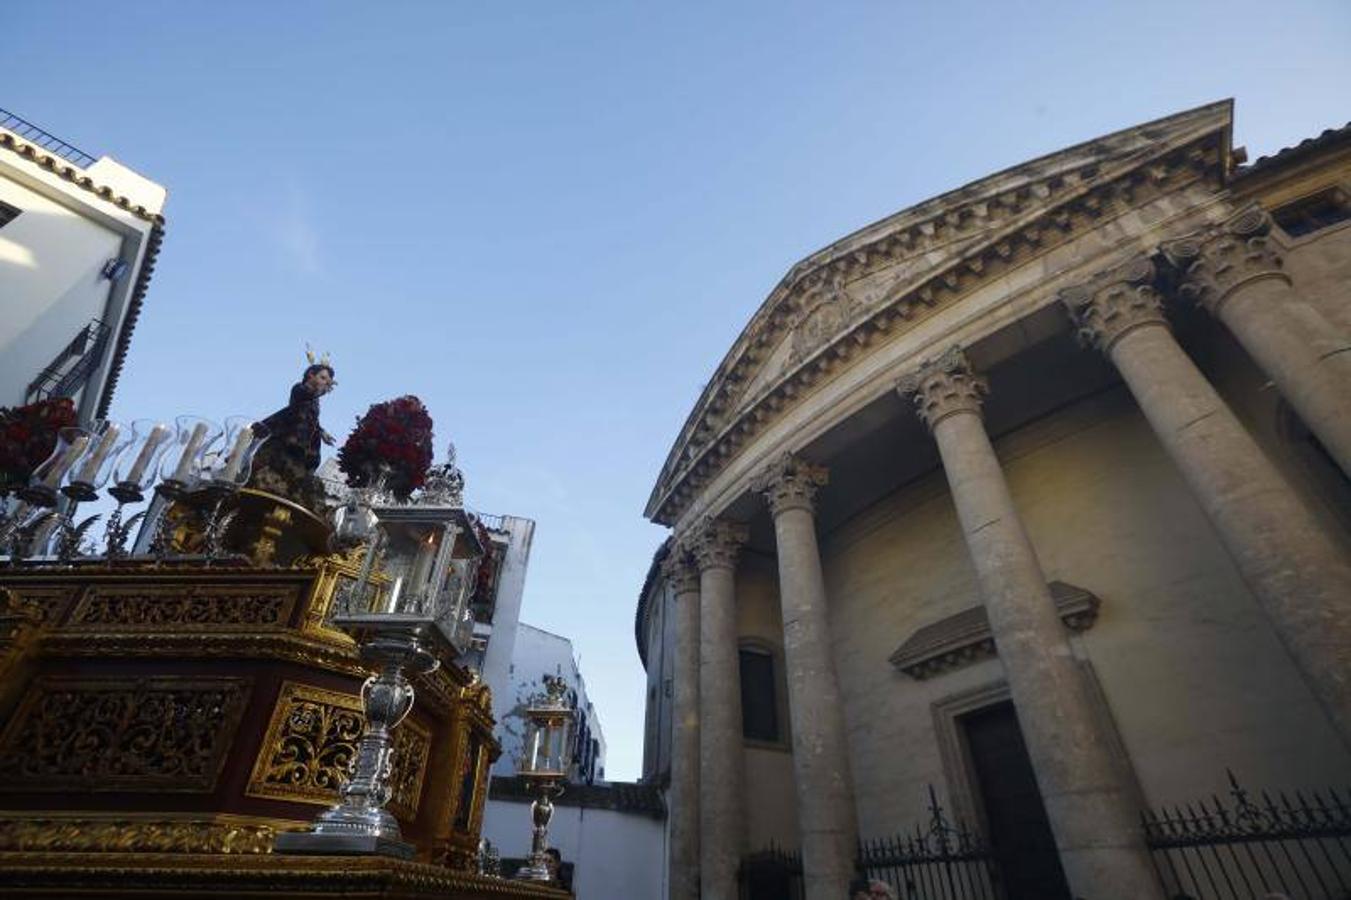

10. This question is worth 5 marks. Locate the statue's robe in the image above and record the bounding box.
[249,382,327,512]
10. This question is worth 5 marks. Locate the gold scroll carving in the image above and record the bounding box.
[67,583,299,630]
[247,681,431,820]
[0,814,285,854]
[0,676,251,792]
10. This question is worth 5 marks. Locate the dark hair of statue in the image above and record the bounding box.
[303,363,335,380]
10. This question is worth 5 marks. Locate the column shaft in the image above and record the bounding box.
[1108,321,1351,743]
[699,561,745,900]
[1064,256,1351,750]
[1164,207,1351,475]
[906,352,1162,899]
[756,455,857,900]
[666,561,701,900]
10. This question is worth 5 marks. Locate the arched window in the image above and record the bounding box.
[739,644,779,742]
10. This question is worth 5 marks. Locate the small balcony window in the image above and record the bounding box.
[1272,187,1351,238]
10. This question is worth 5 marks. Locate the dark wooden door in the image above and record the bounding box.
[962,701,1072,900]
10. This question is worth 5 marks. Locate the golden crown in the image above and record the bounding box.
[305,343,333,368]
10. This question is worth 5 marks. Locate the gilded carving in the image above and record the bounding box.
[0,676,250,792]
[67,583,297,630]
[0,815,283,854]
[898,346,988,431]
[751,452,828,517]
[1060,255,1169,353]
[247,681,430,819]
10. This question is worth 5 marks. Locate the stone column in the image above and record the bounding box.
[1161,204,1351,476]
[752,454,857,900]
[1063,257,1351,748]
[900,350,1163,900]
[691,516,750,900]
[662,549,702,900]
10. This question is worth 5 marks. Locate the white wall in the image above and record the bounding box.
[0,129,165,422]
[492,622,607,782]
[480,516,535,725]
[482,797,666,900]
[0,175,121,410]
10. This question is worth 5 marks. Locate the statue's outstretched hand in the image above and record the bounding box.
[321,430,336,446]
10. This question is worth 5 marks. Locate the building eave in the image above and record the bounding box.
[96,220,165,419]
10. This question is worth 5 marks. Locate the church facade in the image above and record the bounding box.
[634,101,1351,900]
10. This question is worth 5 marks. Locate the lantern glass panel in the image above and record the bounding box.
[372,519,447,614]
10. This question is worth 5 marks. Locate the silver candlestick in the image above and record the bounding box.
[275,615,439,858]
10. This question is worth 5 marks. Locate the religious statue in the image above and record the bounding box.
[248,350,336,512]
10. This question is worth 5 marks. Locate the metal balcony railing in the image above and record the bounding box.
[26,319,113,404]
[0,107,97,169]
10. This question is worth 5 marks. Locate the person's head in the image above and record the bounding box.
[303,363,335,395]
[543,847,561,877]
[848,876,871,899]
[867,881,896,900]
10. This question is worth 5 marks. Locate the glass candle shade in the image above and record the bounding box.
[114,419,174,494]
[158,416,223,488]
[200,416,268,488]
[24,426,94,503]
[69,419,133,493]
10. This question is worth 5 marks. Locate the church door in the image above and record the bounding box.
[961,701,1072,900]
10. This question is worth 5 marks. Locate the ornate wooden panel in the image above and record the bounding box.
[0,676,251,792]
[246,681,431,820]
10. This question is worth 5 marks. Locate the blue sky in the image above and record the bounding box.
[7,1,1348,780]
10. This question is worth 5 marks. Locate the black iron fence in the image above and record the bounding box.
[858,785,1001,900]
[738,844,804,900]
[739,787,996,900]
[741,775,1351,900]
[1144,770,1351,900]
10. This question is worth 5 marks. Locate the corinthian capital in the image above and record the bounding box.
[1160,204,1289,315]
[751,452,828,518]
[1060,255,1169,353]
[688,516,749,572]
[660,547,700,596]
[897,346,988,432]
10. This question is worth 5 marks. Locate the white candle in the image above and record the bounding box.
[75,422,120,485]
[171,422,209,484]
[44,435,89,489]
[220,426,253,483]
[125,424,169,485]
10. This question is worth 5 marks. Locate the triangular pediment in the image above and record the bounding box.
[648,100,1234,524]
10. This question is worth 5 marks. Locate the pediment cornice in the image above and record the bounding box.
[646,101,1234,526]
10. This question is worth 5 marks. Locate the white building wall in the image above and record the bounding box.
[481,798,666,900]
[0,122,166,424]
[490,622,607,782]
[478,515,535,726]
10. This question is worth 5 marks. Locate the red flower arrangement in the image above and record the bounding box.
[0,397,78,492]
[337,395,435,501]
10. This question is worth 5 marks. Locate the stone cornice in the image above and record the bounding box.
[0,130,165,224]
[646,101,1232,526]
